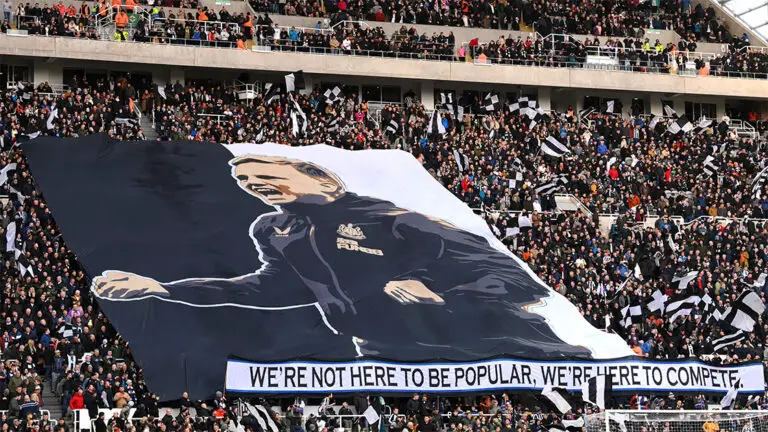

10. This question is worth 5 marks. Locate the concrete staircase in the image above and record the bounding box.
[42,382,65,423]
[139,113,159,141]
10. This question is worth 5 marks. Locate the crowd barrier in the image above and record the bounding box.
[74,408,138,432]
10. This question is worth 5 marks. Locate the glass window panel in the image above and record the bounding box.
[361,85,381,102]
[742,6,768,26]
[725,0,765,15]
[381,86,401,103]
[757,24,768,38]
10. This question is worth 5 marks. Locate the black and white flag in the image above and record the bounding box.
[712,331,746,353]
[326,117,340,133]
[429,110,446,136]
[5,219,16,253]
[508,171,524,189]
[385,118,399,136]
[58,322,74,339]
[546,419,585,432]
[663,105,678,118]
[721,291,765,332]
[541,136,570,158]
[541,386,572,414]
[453,150,463,172]
[443,93,467,121]
[504,214,533,238]
[244,402,280,432]
[692,118,713,135]
[672,270,699,292]
[535,175,568,195]
[323,86,343,104]
[700,293,721,323]
[290,97,308,137]
[439,91,454,106]
[667,115,693,135]
[711,143,727,154]
[46,105,58,130]
[0,163,17,187]
[605,99,616,114]
[750,165,768,199]
[14,249,33,277]
[620,303,643,328]
[561,419,585,432]
[744,272,767,289]
[702,155,719,177]
[511,157,525,173]
[528,109,546,129]
[582,375,612,410]
[263,83,280,105]
[284,70,305,93]
[648,115,662,130]
[483,93,501,112]
[8,185,25,206]
[665,293,701,322]
[720,379,741,409]
[509,97,536,113]
[746,395,761,408]
[646,290,667,314]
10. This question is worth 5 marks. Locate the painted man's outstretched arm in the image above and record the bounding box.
[90,269,301,307]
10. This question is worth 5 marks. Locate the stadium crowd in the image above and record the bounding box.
[131,6,253,47]
[0,72,767,431]
[246,0,735,44]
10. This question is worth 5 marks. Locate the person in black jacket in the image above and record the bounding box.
[92,155,591,360]
[83,385,99,420]
[94,413,107,432]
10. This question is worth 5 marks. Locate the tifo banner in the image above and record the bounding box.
[23,135,696,398]
[226,359,764,393]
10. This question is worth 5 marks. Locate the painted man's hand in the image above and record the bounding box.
[92,271,169,299]
[384,279,444,305]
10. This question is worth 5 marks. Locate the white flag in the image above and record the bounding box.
[5,220,16,252]
[0,163,17,186]
[363,406,380,424]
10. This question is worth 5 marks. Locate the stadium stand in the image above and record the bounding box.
[246,0,746,46]
[3,8,767,83]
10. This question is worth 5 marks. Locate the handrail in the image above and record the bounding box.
[554,193,593,218]
[737,45,768,54]
[152,17,241,34]
[330,20,370,30]
[15,14,39,28]
[252,23,334,36]
[197,113,229,123]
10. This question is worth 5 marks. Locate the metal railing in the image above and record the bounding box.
[0,409,56,426]
[252,23,335,38]
[197,113,229,123]
[554,193,593,217]
[15,14,39,29]
[152,17,241,35]
[6,31,768,82]
[133,34,239,48]
[728,119,757,139]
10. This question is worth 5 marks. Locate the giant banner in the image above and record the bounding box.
[24,135,764,398]
[227,359,764,393]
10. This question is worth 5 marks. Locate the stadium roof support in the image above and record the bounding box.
[711,0,768,44]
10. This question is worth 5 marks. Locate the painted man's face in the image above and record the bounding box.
[234,160,338,205]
